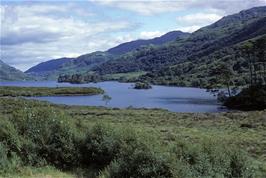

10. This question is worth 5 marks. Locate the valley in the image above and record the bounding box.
[0,3,266,178]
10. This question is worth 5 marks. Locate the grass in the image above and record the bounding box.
[0,97,265,177]
[0,86,104,97]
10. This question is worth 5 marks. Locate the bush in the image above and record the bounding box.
[0,117,21,153]
[10,107,80,168]
[81,124,121,167]
[99,134,174,178]
[105,150,173,178]
[171,139,253,178]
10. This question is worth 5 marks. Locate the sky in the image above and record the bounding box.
[1,0,266,71]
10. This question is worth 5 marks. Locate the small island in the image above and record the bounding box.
[0,86,104,97]
[133,82,152,89]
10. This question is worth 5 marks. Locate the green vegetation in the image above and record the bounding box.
[0,97,266,177]
[58,73,103,84]
[0,86,104,97]
[222,35,266,110]
[138,35,266,88]
[58,72,147,84]
[133,82,152,89]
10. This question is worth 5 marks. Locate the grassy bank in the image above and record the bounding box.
[0,86,104,97]
[0,97,266,177]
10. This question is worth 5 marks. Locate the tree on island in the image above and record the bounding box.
[134,82,152,89]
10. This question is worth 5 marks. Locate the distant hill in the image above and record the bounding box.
[26,57,73,73]
[26,51,114,80]
[94,6,266,78]
[107,31,190,55]
[0,60,32,81]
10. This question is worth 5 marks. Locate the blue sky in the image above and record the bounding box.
[1,0,266,71]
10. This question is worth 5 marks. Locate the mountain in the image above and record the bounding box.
[26,57,73,73]
[93,6,266,81]
[26,51,114,80]
[25,6,266,84]
[0,60,32,81]
[26,31,188,80]
[107,31,190,55]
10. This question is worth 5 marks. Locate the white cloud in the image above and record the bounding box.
[140,31,164,39]
[175,13,222,32]
[0,3,139,71]
[176,13,222,26]
[94,0,266,15]
[94,0,184,15]
[177,26,202,33]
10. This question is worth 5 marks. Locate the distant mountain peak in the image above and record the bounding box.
[107,30,190,55]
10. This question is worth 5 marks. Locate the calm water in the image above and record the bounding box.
[0,81,226,113]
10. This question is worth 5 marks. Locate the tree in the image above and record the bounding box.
[102,94,112,105]
[208,62,234,97]
[241,42,254,86]
[253,36,266,85]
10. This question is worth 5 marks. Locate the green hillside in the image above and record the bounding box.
[92,6,266,87]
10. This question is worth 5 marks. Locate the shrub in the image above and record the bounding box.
[171,139,253,178]
[10,107,80,168]
[0,117,21,153]
[100,140,174,178]
[81,124,121,167]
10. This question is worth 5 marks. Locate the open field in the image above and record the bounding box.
[0,97,265,177]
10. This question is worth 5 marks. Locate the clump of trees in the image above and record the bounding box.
[207,62,235,98]
[242,37,266,86]
[223,36,266,110]
[224,85,266,110]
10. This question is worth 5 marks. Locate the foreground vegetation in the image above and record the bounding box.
[0,97,265,177]
[0,86,104,97]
